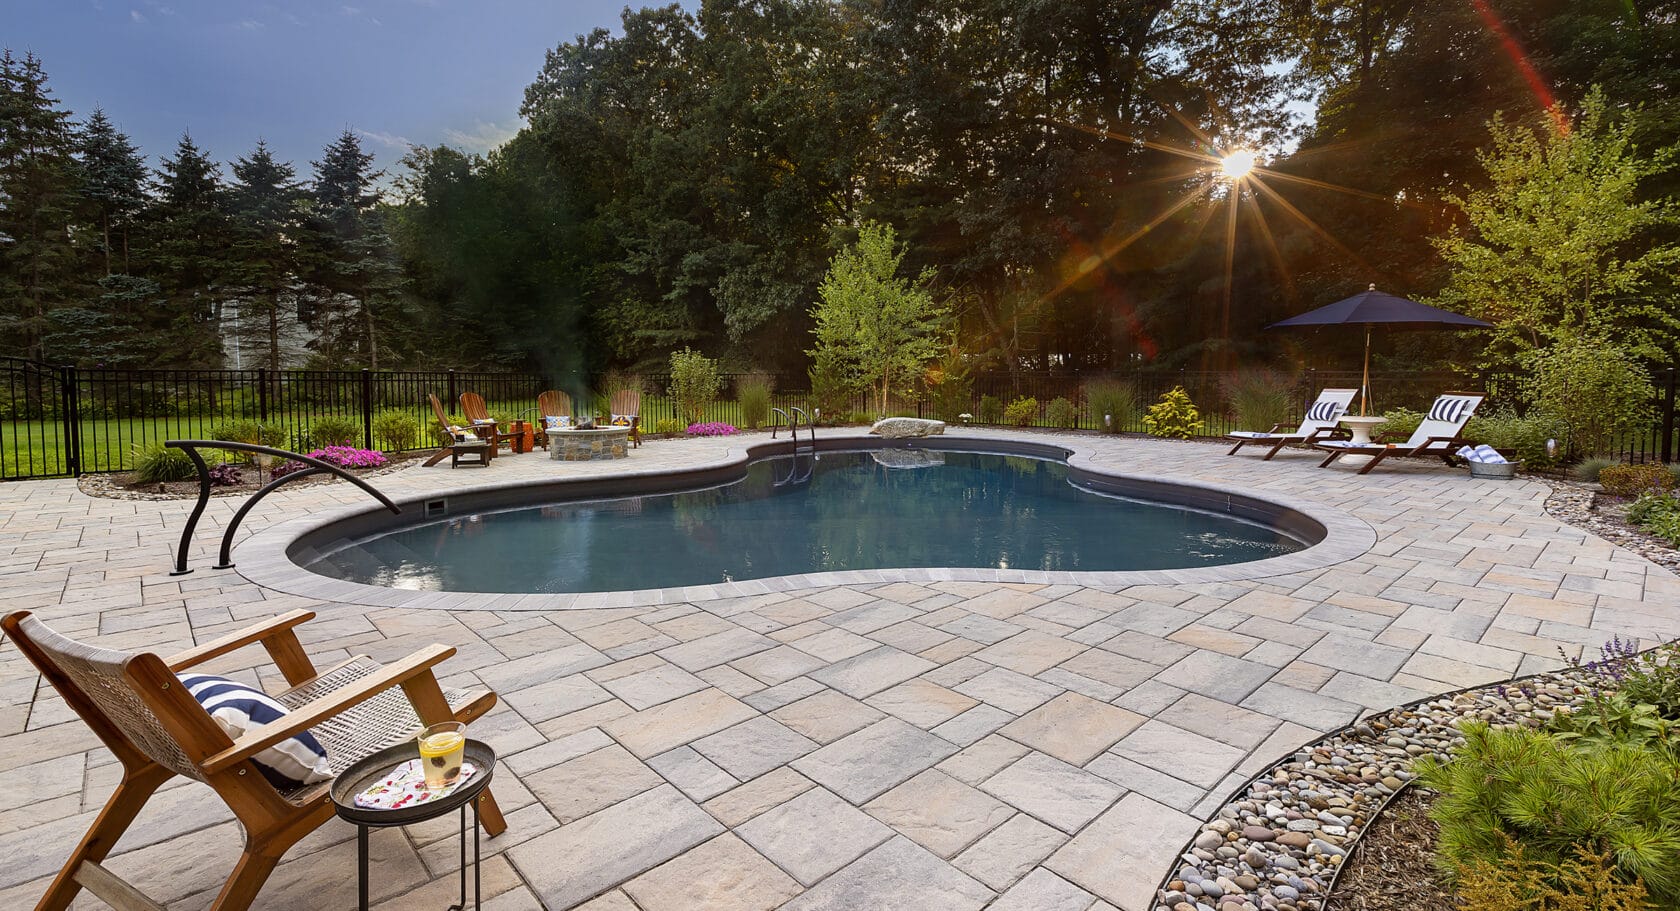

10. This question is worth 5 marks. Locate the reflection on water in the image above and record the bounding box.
[306,451,1305,594]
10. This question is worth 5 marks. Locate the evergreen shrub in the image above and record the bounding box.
[1143,387,1202,438]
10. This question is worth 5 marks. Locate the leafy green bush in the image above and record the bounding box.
[130,442,196,483]
[1628,493,1680,546]
[308,415,361,449]
[1572,456,1620,483]
[1224,369,1295,431]
[1045,397,1078,429]
[1456,841,1651,911]
[736,373,774,429]
[924,349,972,422]
[1466,408,1568,469]
[1598,463,1676,498]
[1143,387,1202,438]
[210,418,286,450]
[1085,379,1140,434]
[1003,396,1039,427]
[978,394,1004,424]
[668,348,722,424]
[1417,721,1680,904]
[652,418,685,435]
[1381,407,1426,439]
[1524,338,1655,457]
[372,410,420,451]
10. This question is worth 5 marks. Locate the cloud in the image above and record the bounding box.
[357,129,414,150]
[130,9,145,22]
[234,19,263,31]
[443,119,523,153]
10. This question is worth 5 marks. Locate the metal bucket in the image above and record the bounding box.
[1468,460,1520,480]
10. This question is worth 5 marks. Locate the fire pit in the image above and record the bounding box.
[548,426,630,461]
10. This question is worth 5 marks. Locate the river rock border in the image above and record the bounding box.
[1543,479,1679,573]
[1151,664,1600,911]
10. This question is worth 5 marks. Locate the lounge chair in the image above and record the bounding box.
[1314,392,1485,474]
[458,392,508,451]
[534,390,575,449]
[1,608,506,911]
[607,389,642,448]
[424,393,493,467]
[1225,388,1358,459]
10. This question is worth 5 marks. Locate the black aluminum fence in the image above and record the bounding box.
[1,358,1674,480]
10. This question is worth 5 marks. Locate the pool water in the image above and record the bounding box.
[303,450,1306,593]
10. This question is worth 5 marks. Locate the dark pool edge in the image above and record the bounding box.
[232,430,1377,611]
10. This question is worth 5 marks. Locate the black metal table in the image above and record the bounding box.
[330,739,497,911]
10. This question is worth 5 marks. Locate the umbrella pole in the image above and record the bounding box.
[1361,325,1371,416]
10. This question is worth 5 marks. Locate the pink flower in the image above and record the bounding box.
[685,422,738,437]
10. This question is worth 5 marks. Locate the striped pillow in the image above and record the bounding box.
[1307,399,1342,423]
[1428,397,1470,424]
[179,673,332,789]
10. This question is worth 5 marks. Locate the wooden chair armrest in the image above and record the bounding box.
[167,610,316,672]
[1265,423,1287,434]
[201,644,456,775]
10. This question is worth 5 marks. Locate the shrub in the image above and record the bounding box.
[1572,455,1620,483]
[1143,386,1202,438]
[1003,396,1039,427]
[686,422,738,437]
[210,419,286,459]
[652,418,685,435]
[736,373,774,430]
[1224,369,1295,432]
[130,442,195,483]
[1381,406,1426,440]
[924,351,972,423]
[1045,397,1079,429]
[307,444,388,470]
[1085,379,1140,434]
[1629,493,1680,546]
[270,459,308,480]
[308,415,361,450]
[668,348,722,424]
[1466,408,1568,469]
[372,410,420,452]
[1456,841,1651,911]
[1598,463,1676,498]
[1416,721,1680,904]
[1524,338,1655,457]
[977,394,1004,424]
[208,462,243,487]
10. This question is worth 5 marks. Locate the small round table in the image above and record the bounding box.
[331,739,497,911]
[1337,415,1389,466]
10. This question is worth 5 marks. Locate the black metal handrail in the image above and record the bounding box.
[165,440,401,575]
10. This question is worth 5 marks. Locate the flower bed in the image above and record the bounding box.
[685,421,738,437]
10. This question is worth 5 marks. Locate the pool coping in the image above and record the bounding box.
[232,430,1378,610]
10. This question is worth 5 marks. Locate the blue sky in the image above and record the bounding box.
[9,1,642,180]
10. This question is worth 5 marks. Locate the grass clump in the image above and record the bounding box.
[1572,456,1620,483]
[736,373,774,429]
[1224,369,1295,432]
[1084,379,1139,433]
[130,441,196,483]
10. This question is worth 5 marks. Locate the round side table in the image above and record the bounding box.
[331,739,497,911]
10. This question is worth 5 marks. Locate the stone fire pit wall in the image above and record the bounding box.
[548,427,630,461]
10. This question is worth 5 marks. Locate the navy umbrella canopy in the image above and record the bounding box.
[1268,284,1491,414]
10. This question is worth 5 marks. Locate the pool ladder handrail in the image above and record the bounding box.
[770,407,817,454]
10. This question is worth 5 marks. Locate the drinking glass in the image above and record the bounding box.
[417,721,467,790]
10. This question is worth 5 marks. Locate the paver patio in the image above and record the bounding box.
[2,430,1676,910]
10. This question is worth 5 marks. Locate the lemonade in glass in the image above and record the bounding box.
[418,721,467,790]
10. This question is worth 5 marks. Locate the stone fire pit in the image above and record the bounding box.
[548,426,630,461]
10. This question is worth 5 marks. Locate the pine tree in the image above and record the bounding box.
[75,109,148,276]
[147,133,230,366]
[0,51,81,363]
[228,140,303,371]
[301,130,401,367]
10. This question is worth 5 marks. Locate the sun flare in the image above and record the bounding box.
[1219,149,1256,181]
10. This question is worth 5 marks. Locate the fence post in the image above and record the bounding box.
[59,365,80,477]
[361,369,375,450]
[1662,366,1676,464]
[447,368,457,405]
[257,368,269,421]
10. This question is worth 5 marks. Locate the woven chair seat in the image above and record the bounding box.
[273,657,479,801]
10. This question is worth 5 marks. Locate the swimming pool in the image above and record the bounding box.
[298,448,1311,594]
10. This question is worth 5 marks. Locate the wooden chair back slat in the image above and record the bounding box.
[537,390,573,420]
[608,389,640,418]
[459,392,491,423]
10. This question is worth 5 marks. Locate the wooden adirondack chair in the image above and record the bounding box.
[534,390,574,450]
[457,392,509,451]
[0,609,506,911]
[607,389,642,448]
[424,394,492,467]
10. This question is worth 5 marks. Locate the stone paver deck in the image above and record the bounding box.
[2,430,1675,911]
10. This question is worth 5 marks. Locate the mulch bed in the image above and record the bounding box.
[1325,788,1460,911]
[78,453,419,501]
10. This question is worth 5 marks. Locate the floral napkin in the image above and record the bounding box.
[353,758,479,810]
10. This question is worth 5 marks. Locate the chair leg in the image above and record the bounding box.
[422,447,451,468]
[35,762,172,911]
[204,847,282,911]
[1227,439,1246,456]
[1317,449,1342,468]
[476,788,509,837]
[1263,438,1290,461]
[1356,449,1392,475]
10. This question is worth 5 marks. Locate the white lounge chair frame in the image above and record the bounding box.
[1314,391,1485,475]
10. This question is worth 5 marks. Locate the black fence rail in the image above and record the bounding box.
[1,359,1674,480]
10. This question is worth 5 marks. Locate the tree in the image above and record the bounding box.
[147,133,231,366]
[300,130,402,367]
[1430,89,1680,368]
[0,51,80,362]
[228,140,303,371]
[807,223,946,417]
[75,109,148,276]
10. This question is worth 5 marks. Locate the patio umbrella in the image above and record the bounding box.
[1267,284,1491,415]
